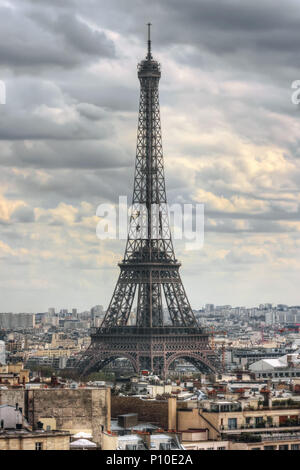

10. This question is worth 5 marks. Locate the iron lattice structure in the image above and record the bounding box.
[78,26,220,377]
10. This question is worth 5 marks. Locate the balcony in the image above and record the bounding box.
[202,403,242,413]
[261,432,300,442]
[220,423,300,434]
[229,432,300,444]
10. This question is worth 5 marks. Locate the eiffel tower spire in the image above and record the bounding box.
[77,26,220,377]
[147,22,152,60]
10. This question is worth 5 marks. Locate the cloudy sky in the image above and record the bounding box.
[1,0,300,312]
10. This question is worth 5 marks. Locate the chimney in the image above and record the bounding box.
[37,421,44,430]
[16,405,22,430]
[168,397,177,431]
[19,407,25,429]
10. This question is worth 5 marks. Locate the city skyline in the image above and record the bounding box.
[2,301,300,315]
[1,0,300,311]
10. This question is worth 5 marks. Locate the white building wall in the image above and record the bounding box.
[0,341,5,365]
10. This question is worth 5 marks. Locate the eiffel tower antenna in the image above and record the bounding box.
[147,22,152,59]
[77,25,220,377]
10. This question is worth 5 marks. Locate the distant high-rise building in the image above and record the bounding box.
[277,304,288,311]
[90,305,104,327]
[265,311,276,325]
[264,303,273,310]
[0,313,35,329]
[205,304,215,313]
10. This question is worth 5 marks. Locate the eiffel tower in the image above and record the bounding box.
[78,25,220,377]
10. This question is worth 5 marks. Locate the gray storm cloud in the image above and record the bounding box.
[0,0,300,310]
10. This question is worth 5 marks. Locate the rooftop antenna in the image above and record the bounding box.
[147,22,152,59]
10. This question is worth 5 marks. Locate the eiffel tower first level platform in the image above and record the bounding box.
[77,25,220,378]
[78,327,219,377]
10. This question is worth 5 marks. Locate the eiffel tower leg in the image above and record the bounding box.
[162,269,197,327]
[136,281,163,327]
[102,270,137,327]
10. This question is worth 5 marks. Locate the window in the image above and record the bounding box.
[220,404,231,412]
[228,418,237,430]
[264,446,276,450]
[291,444,300,450]
[125,444,137,450]
[255,417,264,428]
[267,416,273,426]
[160,443,171,450]
[35,442,43,451]
[279,445,289,450]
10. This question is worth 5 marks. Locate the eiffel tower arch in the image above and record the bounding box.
[78,25,220,378]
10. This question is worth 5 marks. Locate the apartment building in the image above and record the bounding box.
[0,313,35,330]
[176,398,300,450]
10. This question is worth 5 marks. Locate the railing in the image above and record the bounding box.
[202,407,242,413]
[279,422,300,428]
[220,423,300,432]
[260,433,300,442]
[266,404,300,410]
[91,326,207,336]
